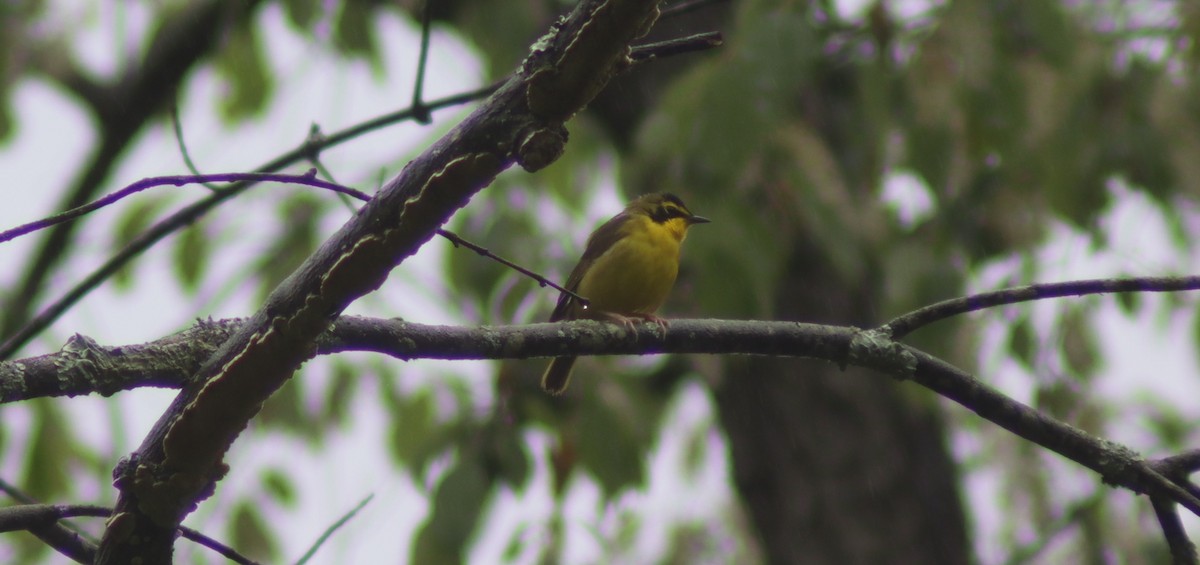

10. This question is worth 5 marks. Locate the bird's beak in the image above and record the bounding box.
[687,215,711,225]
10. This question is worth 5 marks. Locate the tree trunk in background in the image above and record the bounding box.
[715,241,969,564]
[592,6,971,563]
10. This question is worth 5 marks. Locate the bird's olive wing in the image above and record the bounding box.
[548,211,631,322]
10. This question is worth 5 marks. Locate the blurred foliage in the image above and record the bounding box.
[262,467,298,508]
[212,17,275,121]
[231,500,281,563]
[411,450,490,564]
[254,195,325,303]
[423,0,1200,560]
[172,219,211,293]
[111,194,172,290]
[334,0,386,74]
[4,0,1200,563]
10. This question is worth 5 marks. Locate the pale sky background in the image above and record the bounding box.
[0,1,1198,563]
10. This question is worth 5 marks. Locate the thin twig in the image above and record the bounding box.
[881,276,1200,340]
[660,0,729,18]
[630,31,723,61]
[179,523,261,565]
[0,476,37,504]
[0,167,588,347]
[0,84,498,361]
[0,504,258,565]
[1151,449,1200,504]
[1157,449,1200,475]
[293,494,373,565]
[0,171,371,245]
[0,477,98,563]
[410,0,434,124]
[171,106,219,191]
[1151,496,1199,565]
[0,27,723,360]
[1,0,259,347]
[436,228,589,305]
[296,160,583,304]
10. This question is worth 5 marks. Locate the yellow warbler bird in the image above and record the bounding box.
[542,192,710,395]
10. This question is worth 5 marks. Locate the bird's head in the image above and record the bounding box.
[628,193,711,237]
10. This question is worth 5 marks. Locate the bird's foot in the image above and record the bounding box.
[591,311,639,332]
[585,310,669,336]
[630,313,669,334]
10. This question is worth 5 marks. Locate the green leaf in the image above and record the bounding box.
[263,468,297,508]
[334,0,383,73]
[485,422,529,488]
[1115,289,1140,317]
[323,361,359,426]
[1008,317,1037,370]
[23,401,75,500]
[502,523,528,561]
[231,501,280,562]
[449,0,544,76]
[575,382,650,498]
[258,378,318,440]
[0,91,12,143]
[388,388,463,478]
[1060,305,1100,380]
[256,196,322,302]
[213,19,274,120]
[1147,408,1192,451]
[282,0,321,29]
[682,427,706,479]
[111,195,169,290]
[173,221,209,292]
[411,453,491,564]
[1033,380,1078,419]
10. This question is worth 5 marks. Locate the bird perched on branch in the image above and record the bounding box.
[542,192,710,395]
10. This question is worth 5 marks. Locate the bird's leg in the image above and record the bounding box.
[584,309,639,333]
[630,313,670,334]
[580,308,669,335]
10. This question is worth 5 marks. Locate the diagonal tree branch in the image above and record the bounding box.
[0,31,721,362]
[0,83,496,362]
[881,276,1200,340]
[93,1,668,562]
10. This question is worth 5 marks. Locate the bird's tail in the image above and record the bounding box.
[541,356,577,395]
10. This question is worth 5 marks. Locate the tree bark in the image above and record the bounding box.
[714,241,969,564]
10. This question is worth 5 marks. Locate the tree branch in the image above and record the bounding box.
[0,26,722,362]
[0,478,97,564]
[93,1,668,562]
[0,84,496,361]
[2,0,265,343]
[881,276,1200,340]
[0,503,258,565]
[0,172,372,245]
[6,314,1200,531]
[1151,496,1198,564]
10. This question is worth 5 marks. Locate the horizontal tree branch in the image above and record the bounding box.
[0,477,97,564]
[0,503,257,565]
[5,315,1198,524]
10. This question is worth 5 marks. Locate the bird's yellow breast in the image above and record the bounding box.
[575,215,689,315]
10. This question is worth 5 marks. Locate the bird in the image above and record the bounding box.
[541,192,710,395]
